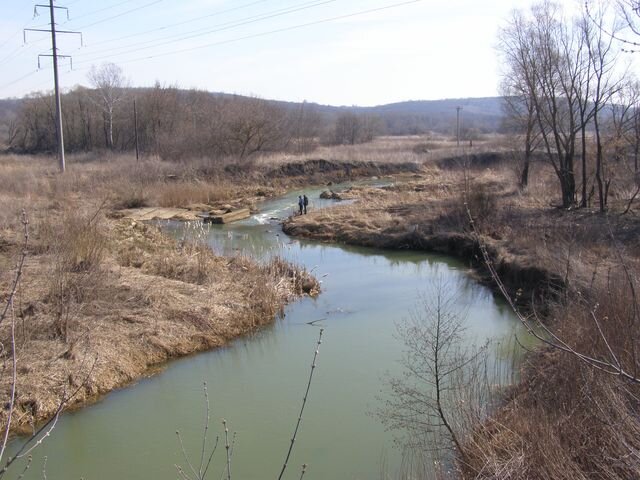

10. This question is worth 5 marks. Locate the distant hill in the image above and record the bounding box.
[360,97,504,135]
[249,96,505,135]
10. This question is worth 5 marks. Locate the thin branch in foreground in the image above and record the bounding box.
[277,328,324,480]
[175,384,220,480]
[14,455,31,480]
[0,356,98,478]
[463,196,640,383]
[0,211,28,328]
[223,420,231,480]
[0,211,28,470]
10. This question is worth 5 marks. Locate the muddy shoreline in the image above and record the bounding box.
[283,213,564,311]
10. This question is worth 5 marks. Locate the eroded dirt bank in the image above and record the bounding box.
[283,176,565,308]
[284,218,564,306]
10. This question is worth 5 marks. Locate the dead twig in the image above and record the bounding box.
[277,328,324,480]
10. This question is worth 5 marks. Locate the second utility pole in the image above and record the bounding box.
[49,0,65,173]
[456,106,462,148]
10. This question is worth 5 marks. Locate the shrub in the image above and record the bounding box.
[113,189,149,209]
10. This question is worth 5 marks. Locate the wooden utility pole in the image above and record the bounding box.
[49,0,65,173]
[133,98,139,161]
[456,106,462,148]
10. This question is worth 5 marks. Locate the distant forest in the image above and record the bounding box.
[0,77,505,158]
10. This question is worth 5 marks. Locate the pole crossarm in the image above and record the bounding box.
[24,29,83,46]
[38,54,72,69]
[34,4,68,19]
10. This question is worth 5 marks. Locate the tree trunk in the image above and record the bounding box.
[107,106,114,150]
[580,125,587,208]
[560,165,576,209]
[594,111,606,212]
[520,124,533,189]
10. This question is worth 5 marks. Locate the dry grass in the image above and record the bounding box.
[0,211,316,433]
[154,181,237,208]
[459,263,640,479]
[0,152,324,435]
[253,134,513,167]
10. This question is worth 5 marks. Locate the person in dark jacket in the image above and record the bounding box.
[303,194,309,214]
[298,195,304,215]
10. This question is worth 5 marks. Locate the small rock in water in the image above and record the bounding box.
[320,190,342,200]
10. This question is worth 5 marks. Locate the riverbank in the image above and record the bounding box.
[0,149,419,436]
[283,153,640,478]
[0,211,318,435]
[0,153,345,436]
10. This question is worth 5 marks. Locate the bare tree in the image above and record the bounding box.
[331,112,381,145]
[533,2,590,208]
[88,63,128,150]
[583,5,622,211]
[499,3,586,207]
[207,96,289,159]
[587,0,640,52]
[333,112,361,145]
[499,2,628,209]
[498,9,544,188]
[379,282,488,470]
[289,101,322,154]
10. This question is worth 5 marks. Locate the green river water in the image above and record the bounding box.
[8,184,524,479]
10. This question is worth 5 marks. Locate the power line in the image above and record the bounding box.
[10,0,425,97]
[5,1,137,55]
[74,0,164,30]
[0,69,40,92]
[0,12,43,62]
[85,0,270,48]
[0,34,59,69]
[66,0,137,22]
[73,0,424,68]
[0,12,45,49]
[0,15,75,68]
[73,0,334,59]
[0,45,30,67]
[0,1,151,68]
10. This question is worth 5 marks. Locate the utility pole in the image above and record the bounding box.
[133,98,139,161]
[25,2,82,173]
[456,106,462,148]
[49,0,64,173]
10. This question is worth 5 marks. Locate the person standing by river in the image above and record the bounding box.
[303,194,309,214]
[298,195,304,215]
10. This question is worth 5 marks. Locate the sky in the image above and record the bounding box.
[0,0,592,106]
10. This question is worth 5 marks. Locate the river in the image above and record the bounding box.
[8,183,522,479]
